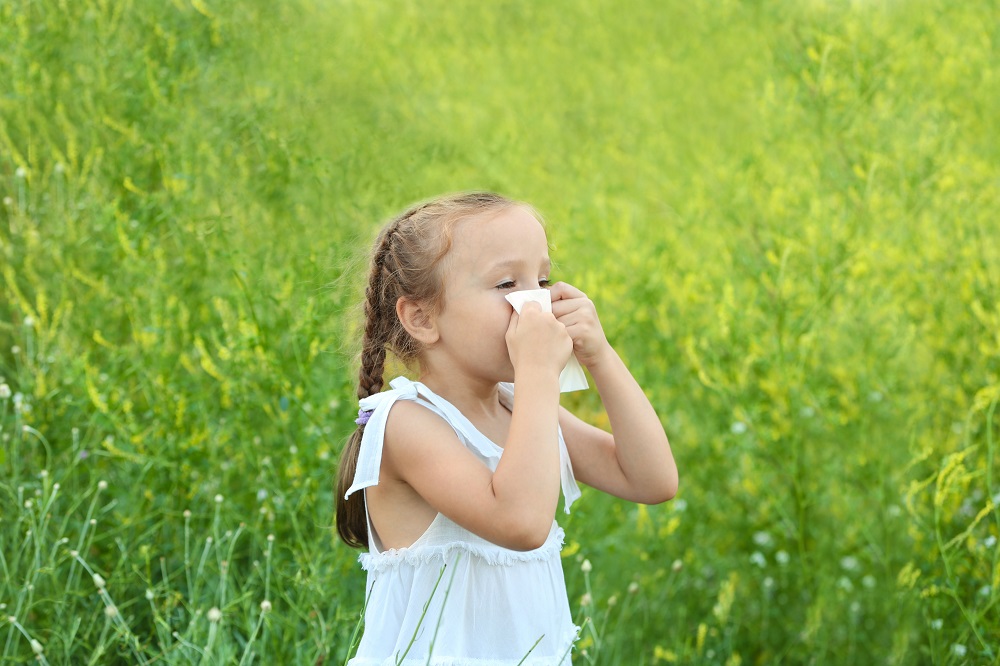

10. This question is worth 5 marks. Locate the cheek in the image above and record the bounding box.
[496,303,515,327]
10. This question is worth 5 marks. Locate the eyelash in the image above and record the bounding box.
[496,278,551,290]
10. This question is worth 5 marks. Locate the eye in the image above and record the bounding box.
[495,281,516,290]
[538,278,551,288]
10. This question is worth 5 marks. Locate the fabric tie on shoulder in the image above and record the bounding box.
[344,377,420,500]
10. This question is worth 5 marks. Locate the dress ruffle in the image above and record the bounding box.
[360,527,566,572]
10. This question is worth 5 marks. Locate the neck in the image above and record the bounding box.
[418,365,506,420]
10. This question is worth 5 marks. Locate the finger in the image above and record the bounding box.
[557,311,588,328]
[560,316,593,341]
[518,300,544,316]
[554,294,600,321]
[549,281,587,302]
[551,297,586,318]
[506,309,520,338]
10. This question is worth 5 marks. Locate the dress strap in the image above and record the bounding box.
[408,382,503,465]
[343,377,420,500]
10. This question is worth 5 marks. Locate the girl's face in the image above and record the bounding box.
[431,205,552,384]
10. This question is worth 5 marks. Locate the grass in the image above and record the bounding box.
[1,0,998,663]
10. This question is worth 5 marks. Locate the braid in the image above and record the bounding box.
[335,220,402,549]
[357,241,391,399]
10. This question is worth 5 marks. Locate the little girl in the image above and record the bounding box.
[336,192,677,664]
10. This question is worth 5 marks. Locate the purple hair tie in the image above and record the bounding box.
[355,408,374,426]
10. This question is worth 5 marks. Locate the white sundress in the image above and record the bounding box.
[344,376,582,665]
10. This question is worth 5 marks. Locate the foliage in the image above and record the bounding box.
[1,0,997,663]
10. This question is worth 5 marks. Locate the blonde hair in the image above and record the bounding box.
[335,191,523,548]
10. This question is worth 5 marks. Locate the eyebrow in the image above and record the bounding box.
[488,257,552,273]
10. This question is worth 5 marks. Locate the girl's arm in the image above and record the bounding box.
[550,282,678,504]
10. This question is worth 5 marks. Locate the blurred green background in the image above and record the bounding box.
[2,0,998,663]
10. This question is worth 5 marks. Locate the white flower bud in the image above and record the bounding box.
[207,607,222,623]
[260,599,272,613]
[31,639,43,655]
[581,559,592,573]
[93,573,106,589]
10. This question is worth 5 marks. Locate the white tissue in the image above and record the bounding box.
[504,289,590,393]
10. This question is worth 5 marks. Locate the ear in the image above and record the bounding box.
[396,296,439,346]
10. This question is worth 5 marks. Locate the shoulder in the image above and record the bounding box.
[385,400,451,439]
[379,397,497,508]
[382,400,463,462]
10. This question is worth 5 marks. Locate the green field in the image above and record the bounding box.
[2,0,998,663]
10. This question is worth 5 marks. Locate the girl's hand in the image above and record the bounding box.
[550,282,612,368]
[505,301,573,376]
